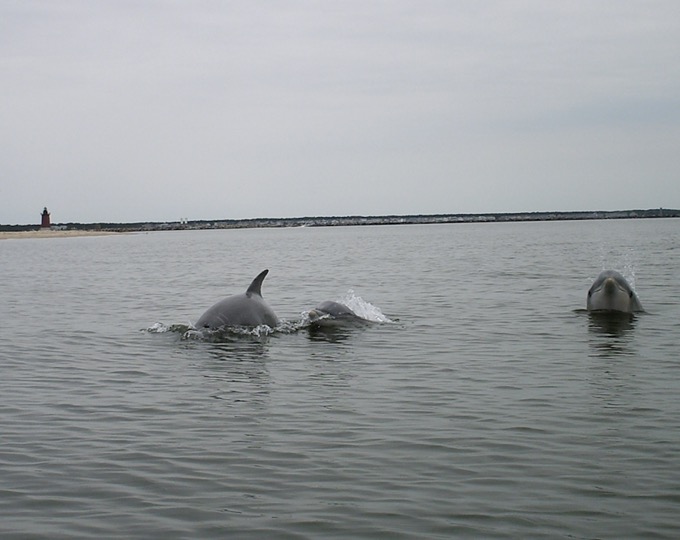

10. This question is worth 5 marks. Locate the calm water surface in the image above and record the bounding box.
[1,219,679,539]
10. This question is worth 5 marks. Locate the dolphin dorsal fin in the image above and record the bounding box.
[246,269,269,297]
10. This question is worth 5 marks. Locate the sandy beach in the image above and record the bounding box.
[0,229,121,240]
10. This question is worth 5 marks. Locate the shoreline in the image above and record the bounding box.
[0,230,121,240]
[2,208,678,238]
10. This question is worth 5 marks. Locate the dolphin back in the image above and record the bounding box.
[196,269,279,329]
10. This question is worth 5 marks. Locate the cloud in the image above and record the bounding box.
[1,1,679,223]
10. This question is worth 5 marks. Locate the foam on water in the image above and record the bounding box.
[145,322,193,334]
[336,289,393,323]
[146,322,169,333]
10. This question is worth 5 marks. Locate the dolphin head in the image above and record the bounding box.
[587,270,643,313]
[308,300,357,321]
[306,300,368,330]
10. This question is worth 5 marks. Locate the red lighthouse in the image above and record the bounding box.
[41,207,51,228]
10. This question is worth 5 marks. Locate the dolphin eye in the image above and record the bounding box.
[587,290,592,297]
[629,290,634,298]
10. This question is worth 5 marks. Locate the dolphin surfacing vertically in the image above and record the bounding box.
[196,269,280,329]
[586,270,643,314]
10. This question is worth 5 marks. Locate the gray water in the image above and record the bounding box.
[1,219,679,539]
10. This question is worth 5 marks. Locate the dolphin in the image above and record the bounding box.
[307,300,366,327]
[309,300,358,320]
[586,270,643,313]
[195,269,279,329]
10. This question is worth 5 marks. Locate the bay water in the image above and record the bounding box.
[1,219,679,538]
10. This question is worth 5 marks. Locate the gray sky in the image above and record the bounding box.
[2,1,679,224]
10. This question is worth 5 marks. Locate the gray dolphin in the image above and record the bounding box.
[196,269,279,329]
[587,270,643,313]
[307,300,366,327]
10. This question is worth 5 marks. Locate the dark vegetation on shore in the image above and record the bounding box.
[2,208,678,233]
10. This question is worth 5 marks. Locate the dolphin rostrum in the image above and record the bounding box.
[196,269,280,329]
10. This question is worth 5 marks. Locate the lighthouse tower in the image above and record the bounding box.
[40,207,51,228]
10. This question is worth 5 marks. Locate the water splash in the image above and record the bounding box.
[597,247,638,291]
[185,323,277,341]
[145,322,192,334]
[146,322,169,333]
[145,292,391,341]
[144,321,276,341]
[622,248,637,290]
[337,290,393,323]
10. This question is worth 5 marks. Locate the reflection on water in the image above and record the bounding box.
[306,319,370,343]
[307,325,352,343]
[588,312,637,336]
[587,353,640,412]
[588,312,638,358]
[200,343,271,405]
[204,339,270,362]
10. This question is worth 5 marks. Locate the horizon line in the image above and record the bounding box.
[3,207,678,229]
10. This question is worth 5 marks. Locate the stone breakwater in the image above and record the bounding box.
[2,208,678,235]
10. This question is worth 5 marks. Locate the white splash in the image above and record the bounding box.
[146,322,170,333]
[599,247,638,290]
[337,290,393,323]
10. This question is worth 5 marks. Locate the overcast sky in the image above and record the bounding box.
[2,1,679,224]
